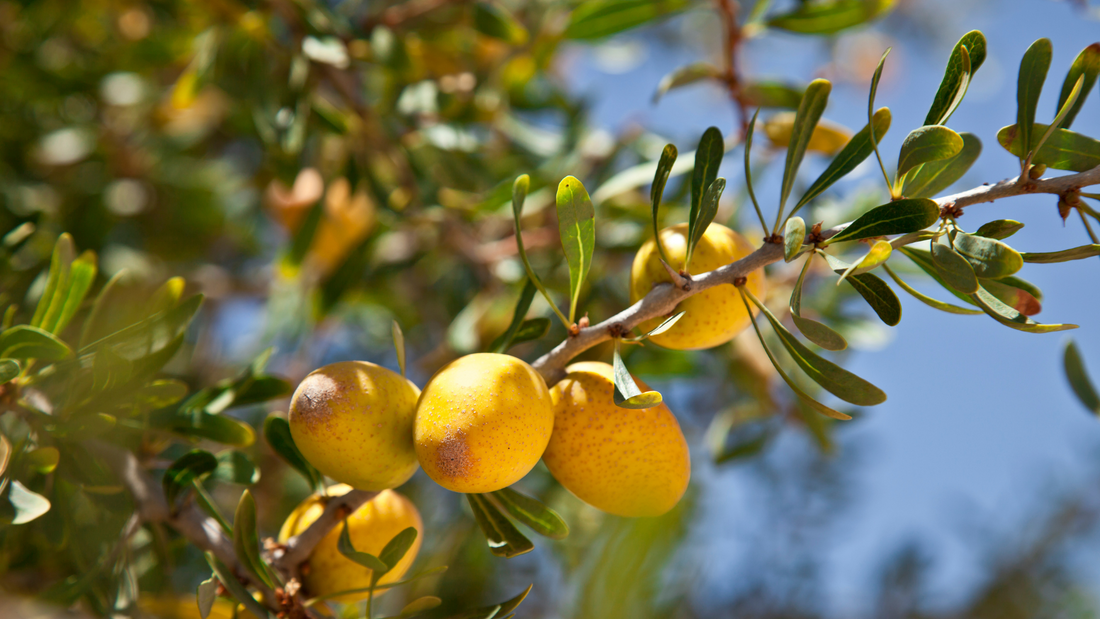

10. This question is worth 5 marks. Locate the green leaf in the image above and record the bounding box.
[975,219,1025,240]
[205,553,271,619]
[1015,38,1053,163]
[902,132,982,199]
[790,256,848,351]
[31,233,74,331]
[0,359,20,383]
[163,450,218,508]
[784,216,806,262]
[446,584,533,619]
[686,178,726,268]
[768,0,894,34]
[24,446,59,474]
[1065,340,1100,415]
[925,31,987,126]
[997,124,1100,172]
[823,253,901,326]
[795,107,892,212]
[715,428,772,464]
[234,490,277,589]
[305,567,450,605]
[650,144,677,266]
[490,487,569,540]
[401,596,443,617]
[826,198,939,244]
[377,527,418,579]
[1033,75,1085,161]
[392,320,406,378]
[611,344,662,409]
[473,2,528,45]
[5,480,51,525]
[744,109,768,235]
[778,79,831,221]
[882,264,982,315]
[868,48,892,190]
[742,80,805,109]
[931,240,978,294]
[0,326,72,361]
[980,277,1041,316]
[511,174,568,329]
[1020,244,1100,263]
[556,176,596,324]
[626,311,686,342]
[897,246,979,306]
[50,250,97,336]
[565,0,688,40]
[490,280,537,354]
[212,450,260,485]
[970,286,1076,333]
[466,494,534,558]
[510,318,549,345]
[689,127,724,256]
[744,288,886,406]
[951,231,1023,279]
[79,294,203,362]
[197,576,218,619]
[1056,43,1100,129]
[897,126,964,177]
[837,240,893,284]
[263,415,322,490]
[653,62,722,103]
[149,408,256,447]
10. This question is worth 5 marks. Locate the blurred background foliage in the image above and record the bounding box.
[3,0,1100,618]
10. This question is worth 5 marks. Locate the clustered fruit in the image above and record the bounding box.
[280,223,762,601]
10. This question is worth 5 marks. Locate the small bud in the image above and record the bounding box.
[578,315,590,329]
[1029,164,1047,179]
[733,276,748,287]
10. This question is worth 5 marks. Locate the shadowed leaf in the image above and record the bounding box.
[653,63,722,103]
[1065,340,1100,415]
[689,128,724,259]
[952,231,1023,279]
[975,219,1024,240]
[790,255,848,351]
[1056,43,1100,129]
[490,487,569,539]
[1020,244,1100,263]
[263,415,322,490]
[882,264,982,315]
[768,0,894,34]
[970,286,1075,333]
[566,0,688,40]
[687,178,726,268]
[651,144,677,265]
[827,198,939,244]
[779,79,831,219]
[1015,38,1053,163]
[902,132,982,199]
[467,494,534,558]
[897,126,964,177]
[490,280,537,354]
[931,240,979,294]
[0,326,72,361]
[163,450,218,508]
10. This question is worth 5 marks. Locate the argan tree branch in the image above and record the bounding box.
[270,488,378,574]
[531,164,1100,384]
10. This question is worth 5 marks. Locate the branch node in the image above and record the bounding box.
[733,276,748,287]
[659,258,691,290]
[939,202,964,219]
[608,323,629,339]
[766,233,784,244]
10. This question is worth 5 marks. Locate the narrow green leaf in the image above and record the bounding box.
[163,450,219,508]
[6,480,51,525]
[377,527,418,578]
[778,79,831,223]
[651,144,677,265]
[490,280,537,354]
[392,320,406,378]
[952,231,1023,279]
[826,198,939,244]
[512,175,569,329]
[897,126,964,177]
[233,490,276,589]
[212,450,260,485]
[715,427,772,464]
[511,318,550,345]
[902,132,982,199]
[474,2,528,45]
[1056,43,1100,129]
[882,264,982,315]
[565,0,688,40]
[795,107,892,211]
[401,596,443,617]
[789,256,848,351]
[197,576,218,619]
[974,219,1025,240]
[931,240,979,293]
[556,176,596,324]
[0,326,73,361]
[149,407,256,447]
[627,311,685,341]
[997,124,1100,172]
[1065,340,1100,415]
[653,62,722,103]
[970,286,1076,333]
[205,553,271,619]
[50,250,97,336]
[868,48,893,192]
[490,488,569,540]
[466,494,534,558]
[1016,38,1053,164]
[784,217,806,262]
[263,415,322,490]
[897,246,980,307]
[1032,75,1085,161]
[31,233,74,330]
[744,109,768,235]
[446,584,534,619]
[837,240,892,284]
[742,80,804,109]
[611,343,662,409]
[768,0,895,35]
[1020,244,1100,263]
[0,359,20,383]
[925,31,987,126]
[686,177,726,268]
[689,127,724,254]
[744,288,886,406]
[823,253,901,326]
[79,294,203,362]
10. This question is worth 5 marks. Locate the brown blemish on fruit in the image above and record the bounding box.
[294,373,341,431]
[436,431,473,480]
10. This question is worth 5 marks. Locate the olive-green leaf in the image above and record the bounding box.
[233,490,276,589]
[630,311,685,341]
[1015,38,1053,162]
[337,519,389,572]
[401,596,443,617]
[790,256,848,350]
[651,144,677,265]
[897,247,979,306]
[925,30,987,126]
[566,0,688,40]
[205,553,271,619]
[196,576,218,619]
[556,176,595,324]
[882,264,982,315]
[466,494,534,558]
[511,318,550,345]
[970,286,1076,333]
[1020,244,1100,263]
[490,279,537,354]
[689,127,724,249]
[779,79,831,217]
[163,449,218,508]
[837,240,892,283]
[902,132,982,199]
[1064,340,1100,415]
[745,288,885,406]
[897,125,964,177]
[263,415,322,490]
[490,487,569,539]
[512,174,567,329]
[686,177,725,268]
[1033,75,1085,160]
[50,250,97,336]
[445,584,533,619]
[31,233,74,331]
[952,231,1023,279]
[0,359,20,383]
[997,124,1100,172]
[784,216,806,263]
[474,2,528,45]
[25,447,58,474]
[795,107,891,212]
[653,62,722,103]
[377,527,419,578]
[393,320,406,378]
[149,407,256,447]
[1057,43,1100,129]
[742,80,804,109]
[931,240,978,294]
[768,0,894,35]
[981,277,1041,316]
[974,219,1024,240]
[612,345,662,409]
[824,253,901,326]
[6,480,51,525]
[0,326,72,361]
[827,198,939,244]
[211,450,260,485]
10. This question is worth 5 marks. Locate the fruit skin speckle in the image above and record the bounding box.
[413,353,553,494]
[630,222,766,350]
[278,485,422,603]
[289,361,421,491]
[543,361,690,518]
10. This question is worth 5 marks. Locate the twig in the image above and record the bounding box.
[270,488,378,575]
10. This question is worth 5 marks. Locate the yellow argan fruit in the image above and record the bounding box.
[289,361,420,491]
[279,486,423,603]
[543,362,690,517]
[629,223,766,350]
[763,112,852,156]
[414,353,553,493]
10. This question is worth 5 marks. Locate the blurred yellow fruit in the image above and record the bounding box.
[289,361,420,491]
[629,223,766,350]
[279,486,423,603]
[414,353,553,493]
[138,594,258,619]
[763,112,852,156]
[543,362,690,517]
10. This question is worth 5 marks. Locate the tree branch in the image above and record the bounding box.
[531,165,1100,383]
[270,488,378,574]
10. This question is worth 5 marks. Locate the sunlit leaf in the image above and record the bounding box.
[0,435,10,478]
[768,0,894,34]
[466,494,534,558]
[778,79,831,220]
[837,240,892,283]
[997,123,1100,173]
[980,277,1041,316]
[611,344,662,409]
[0,326,72,361]
[31,233,73,331]
[826,198,939,245]
[794,107,891,212]
[902,132,982,199]
[1020,244,1100,263]
[1065,340,1100,415]
[925,31,986,126]
[392,320,406,378]
[490,487,569,540]
[629,311,685,341]
[25,447,59,474]
[952,231,1023,279]
[566,0,688,40]
[784,216,806,263]
[1056,43,1100,129]
[196,576,218,619]
[897,125,964,177]
[401,596,443,617]
[4,481,51,525]
[556,176,595,324]
[51,250,97,336]
[1015,38,1053,163]
[377,527,419,578]
[974,219,1024,240]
